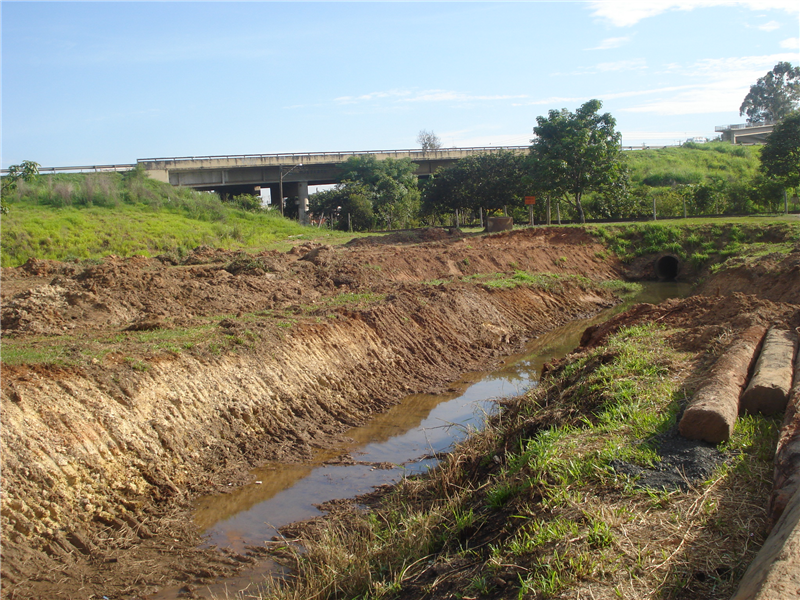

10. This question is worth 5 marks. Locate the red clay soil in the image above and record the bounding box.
[1,227,799,600]
[0,228,622,600]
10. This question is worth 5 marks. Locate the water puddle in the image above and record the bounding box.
[155,282,691,598]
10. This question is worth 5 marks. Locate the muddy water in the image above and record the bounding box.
[156,282,690,598]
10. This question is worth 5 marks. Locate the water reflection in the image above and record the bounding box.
[195,282,691,553]
[161,282,692,598]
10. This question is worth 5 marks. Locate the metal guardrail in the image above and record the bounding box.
[137,144,675,164]
[136,146,530,164]
[1,164,136,175]
[715,121,776,131]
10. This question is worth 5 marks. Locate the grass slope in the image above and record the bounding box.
[0,171,369,267]
[260,324,779,600]
[624,142,762,187]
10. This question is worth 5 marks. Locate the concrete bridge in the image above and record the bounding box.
[137,146,529,203]
[715,121,775,144]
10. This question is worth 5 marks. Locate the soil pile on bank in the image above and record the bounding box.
[0,228,622,600]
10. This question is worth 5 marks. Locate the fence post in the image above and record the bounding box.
[653,196,657,221]
[547,198,551,225]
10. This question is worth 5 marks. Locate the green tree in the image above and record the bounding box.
[421,150,531,218]
[336,155,420,230]
[739,62,800,124]
[1,160,40,214]
[760,111,800,192]
[308,182,376,232]
[528,99,625,223]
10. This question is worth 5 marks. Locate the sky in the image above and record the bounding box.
[2,1,799,169]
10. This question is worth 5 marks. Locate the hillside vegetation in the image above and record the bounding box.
[0,168,368,267]
[0,142,795,267]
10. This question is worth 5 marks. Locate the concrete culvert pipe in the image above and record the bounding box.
[655,254,681,281]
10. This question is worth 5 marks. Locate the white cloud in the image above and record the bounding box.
[758,20,781,31]
[588,1,799,28]
[780,37,800,50]
[620,131,714,145]
[511,85,695,108]
[334,90,412,104]
[447,133,532,148]
[595,58,648,72]
[334,88,526,106]
[587,36,631,50]
[553,58,648,77]
[400,90,527,103]
[620,53,797,115]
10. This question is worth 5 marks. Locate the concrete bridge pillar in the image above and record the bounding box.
[297,181,309,225]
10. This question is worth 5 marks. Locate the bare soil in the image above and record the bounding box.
[1,228,623,599]
[1,227,799,600]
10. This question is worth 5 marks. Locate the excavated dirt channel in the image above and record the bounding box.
[153,282,691,599]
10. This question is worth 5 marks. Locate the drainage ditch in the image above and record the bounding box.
[154,281,691,599]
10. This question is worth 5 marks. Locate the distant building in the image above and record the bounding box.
[714,122,775,144]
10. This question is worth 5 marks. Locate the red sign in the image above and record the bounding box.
[525,196,536,205]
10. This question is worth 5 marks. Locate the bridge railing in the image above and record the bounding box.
[136,146,531,164]
[715,121,776,131]
[1,164,136,175]
[5,144,680,175]
[137,144,676,164]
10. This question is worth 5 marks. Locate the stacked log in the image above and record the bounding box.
[678,326,766,443]
[741,328,798,416]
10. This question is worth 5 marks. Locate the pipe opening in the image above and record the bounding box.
[655,255,680,281]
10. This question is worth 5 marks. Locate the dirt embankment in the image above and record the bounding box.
[1,228,624,600]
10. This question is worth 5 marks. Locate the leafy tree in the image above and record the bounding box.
[760,110,800,191]
[417,129,442,151]
[308,182,376,231]
[529,99,625,223]
[421,150,531,218]
[739,62,800,124]
[1,160,40,214]
[335,155,420,230]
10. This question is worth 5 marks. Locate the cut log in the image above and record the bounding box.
[740,328,798,415]
[678,326,766,444]
[768,340,800,528]
[730,487,800,600]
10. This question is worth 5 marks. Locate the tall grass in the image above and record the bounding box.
[624,142,761,187]
[1,170,365,267]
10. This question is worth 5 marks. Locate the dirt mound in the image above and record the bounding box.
[345,227,464,246]
[0,227,626,599]
[580,293,799,354]
[2,226,798,599]
[695,248,800,304]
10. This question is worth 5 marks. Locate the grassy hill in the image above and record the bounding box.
[0,142,790,268]
[624,141,762,187]
[0,169,363,267]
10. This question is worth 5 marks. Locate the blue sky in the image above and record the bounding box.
[2,1,798,168]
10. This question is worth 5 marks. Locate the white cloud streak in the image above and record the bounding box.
[588,1,799,27]
[758,21,782,31]
[334,89,527,105]
[587,36,631,50]
[621,53,798,115]
[781,37,800,50]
